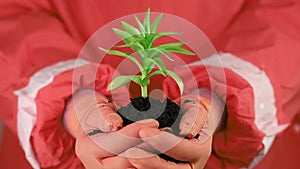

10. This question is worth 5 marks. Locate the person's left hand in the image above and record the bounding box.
[124,128,212,169]
[124,92,223,169]
[75,119,160,169]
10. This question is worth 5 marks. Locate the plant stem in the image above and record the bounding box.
[141,85,148,97]
[140,70,148,97]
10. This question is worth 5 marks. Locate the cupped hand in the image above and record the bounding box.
[64,89,160,169]
[65,89,223,169]
[75,119,159,169]
[124,127,212,169]
[125,91,224,169]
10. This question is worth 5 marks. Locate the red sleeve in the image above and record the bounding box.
[220,0,300,125]
[0,0,53,17]
[0,1,84,168]
[0,0,81,133]
[30,63,117,168]
[163,64,265,169]
[163,1,300,168]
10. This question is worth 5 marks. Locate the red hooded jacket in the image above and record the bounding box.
[0,0,299,168]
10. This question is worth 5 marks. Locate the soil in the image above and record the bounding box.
[116,97,187,163]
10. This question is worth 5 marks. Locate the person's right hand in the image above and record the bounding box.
[63,89,159,169]
[123,88,224,169]
[75,119,159,169]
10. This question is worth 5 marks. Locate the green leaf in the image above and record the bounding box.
[142,56,155,74]
[142,57,155,70]
[144,57,167,75]
[134,15,145,36]
[137,50,147,59]
[150,13,163,33]
[143,8,151,33]
[148,69,164,78]
[147,48,160,58]
[156,42,185,48]
[159,49,173,61]
[107,75,135,91]
[143,70,168,84]
[141,78,150,86]
[157,45,195,56]
[166,70,184,95]
[148,48,174,61]
[127,36,145,47]
[99,47,131,57]
[168,47,196,55]
[152,32,180,41]
[132,76,143,85]
[139,39,148,49]
[121,21,141,36]
[143,68,153,75]
[112,28,134,44]
[154,59,167,75]
[142,69,162,85]
[115,43,144,51]
[98,47,143,71]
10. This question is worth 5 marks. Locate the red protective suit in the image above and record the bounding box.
[0,0,299,169]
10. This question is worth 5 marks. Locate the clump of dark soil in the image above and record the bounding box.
[116,96,186,163]
[117,97,183,135]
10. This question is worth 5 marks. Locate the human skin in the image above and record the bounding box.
[63,92,217,169]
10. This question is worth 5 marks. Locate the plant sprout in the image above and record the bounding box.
[99,9,195,97]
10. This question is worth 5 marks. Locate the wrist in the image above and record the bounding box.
[63,99,80,138]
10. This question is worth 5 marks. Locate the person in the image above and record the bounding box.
[0,0,300,169]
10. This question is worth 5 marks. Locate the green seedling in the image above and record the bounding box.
[99,8,195,97]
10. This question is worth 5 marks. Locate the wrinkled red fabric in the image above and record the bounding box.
[1,0,300,169]
[163,65,265,168]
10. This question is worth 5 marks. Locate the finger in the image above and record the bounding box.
[139,127,212,162]
[135,142,160,154]
[179,104,208,138]
[76,120,159,169]
[110,80,131,107]
[101,155,132,169]
[179,96,210,138]
[75,128,105,169]
[197,108,219,143]
[77,137,132,169]
[80,156,104,169]
[96,100,123,131]
[74,91,123,133]
[89,119,159,156]
[126,148,192,169]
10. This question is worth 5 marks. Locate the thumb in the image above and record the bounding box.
[73,89,123,133]
[178,95,210,139]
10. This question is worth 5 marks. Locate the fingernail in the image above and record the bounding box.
[180,130,194,139]
[185,133,194,139]
[112,122,123,131]
[112,125,121,131]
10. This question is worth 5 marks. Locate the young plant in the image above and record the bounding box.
[99,9,195,97]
